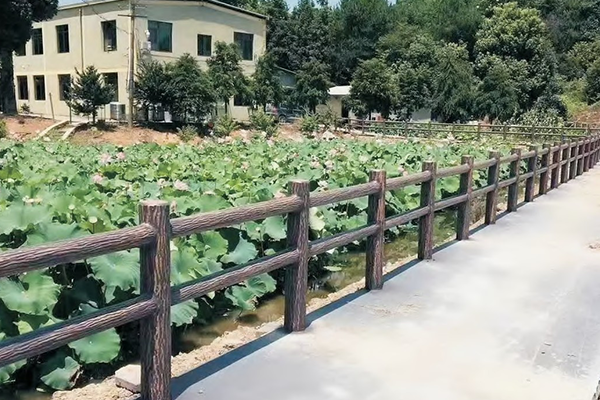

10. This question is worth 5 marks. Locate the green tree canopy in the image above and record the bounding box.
[348,58,394,118]
[252,53,283,110]
[66,66,114,124]
[294,61,332,112]
[169,54,215,121]
[208,42,248,114]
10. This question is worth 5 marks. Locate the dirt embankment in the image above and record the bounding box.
[1,115,56,141]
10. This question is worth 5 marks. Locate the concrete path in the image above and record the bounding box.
[174,168,600,400]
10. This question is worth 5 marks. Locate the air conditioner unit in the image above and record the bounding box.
[106,44,113,51]
[110,102,126,121]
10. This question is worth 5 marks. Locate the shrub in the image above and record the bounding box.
[250,109,278,138]
[0,120,7,139]
[317,107,338,132]
[19,103,31,114]
[214,114,239,137]
[177,125,199,142]
[299,113,320,137]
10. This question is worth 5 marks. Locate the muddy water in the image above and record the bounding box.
[4,213,456,400]
[179,211,456,351]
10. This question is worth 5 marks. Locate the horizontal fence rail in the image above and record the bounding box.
[340,118,600,140]
[0,136,598,399]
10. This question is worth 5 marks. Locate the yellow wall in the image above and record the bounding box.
[12,0,266,121]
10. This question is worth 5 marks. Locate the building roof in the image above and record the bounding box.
[328,85,351,96]
[58,0,267,20]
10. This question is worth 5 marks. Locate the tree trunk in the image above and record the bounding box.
[224,98,229,115]
[92,109,97,124]
[0,50,17,114]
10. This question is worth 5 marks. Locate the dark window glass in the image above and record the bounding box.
[34,75,45,100]
[15,43,26,56]
[103,73,118,102]
[32,28,43,55]
[148,20,172,52]
[234,95,251,107]
[234,32,253,61]
[102,20,117,51]
[17,76,28,100]
[197,34,212,57]
[56,24,69,53]
[58,74,71,101]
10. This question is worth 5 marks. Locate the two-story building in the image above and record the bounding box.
[12,0,267,121]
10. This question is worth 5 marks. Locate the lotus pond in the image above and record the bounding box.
[0,137,517,394]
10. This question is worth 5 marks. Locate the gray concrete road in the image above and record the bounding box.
[174,168,600,400]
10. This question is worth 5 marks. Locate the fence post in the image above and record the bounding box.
[418,161,436,260]
[563,140,571,183]
[284,180,309,332]
[503,124,508,140]
[477,122,481,140]
[583,138,590,173]
[139,200,172,400]
[524,145,537,202]
[507,148,521,212]
[366,170,386,290]
[577,139,585,176]
[550,142,560,189]
[456,155,473,240]
[569,140,578,180]
[485,151,500,225]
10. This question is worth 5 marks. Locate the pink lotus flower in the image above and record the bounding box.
[173,180,189,191]
[99,153,112,165]
[92,174,104,184]
[116,152,126,161]
[310,161,321,168]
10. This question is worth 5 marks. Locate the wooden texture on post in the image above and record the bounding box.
[569,141,578,180]
[284,180,309,332]
[507,148,521,212]
[456,156,473,240]
[139,201,171,400]
[366,170,386,290]
[418,161,436,260]
[524,146,537,202]
[577,140,585,176]
[562,141,570,183]
[485,151,500,225]
[549,142,560,189]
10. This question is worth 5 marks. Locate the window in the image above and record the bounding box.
[234,32,253,61]
[234,95,251,107]
[34,75,45,100]
[148,20,172,52]
[56,25,70,53]
[102,20,117,51]
[17,76,28,100]
[103,73,118,102]
[15,43,26,56]
[197,34,212,57]
[58,74,71,101]
[32,28,43,55]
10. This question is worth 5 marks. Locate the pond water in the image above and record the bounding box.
[2,212,457,400]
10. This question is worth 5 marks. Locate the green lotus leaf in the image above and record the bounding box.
[88,250,140,303]
[171,247,204,284]
[16,314,56,335]
[221,236,257,265]
[263,216,286,240]
[39,353,81,390]
[0,203,50,235]
[68,328,120,363]
[0,360,26,384]
[225,286,257,311]
[195,231,228,259]
[25,222,86,247]
[171,300,199,327]
[0,271,60,315]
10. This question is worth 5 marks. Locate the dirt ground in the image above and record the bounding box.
[1,115,56,141]
[69,124,183,146]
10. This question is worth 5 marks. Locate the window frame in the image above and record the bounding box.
[33,75,46,101]
[32,28,44,55]
[17,76,29,100]
[102,20,117,52]
[233,32,253,61]
[56,24,70,53]
[197,34,212,57]
[148,20,172,53]
[103,72,119,102]
[58,74,71,101]
[15,43,26,57]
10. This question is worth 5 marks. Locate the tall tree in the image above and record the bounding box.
[431,44,476,122]
[263,0,292,70]
[135,59,174,120]
[294,61,331,112]
[208,42,248,115]
[474,57,522,122]
[0,0,58,113]
[252,53,283,110]
[66,66,114,124]
[169,54,215,121]
[330,0,393,83]
[348,58,394,118]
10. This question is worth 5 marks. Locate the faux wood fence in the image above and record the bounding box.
[0,136,599,399]
[342,118,600,140]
